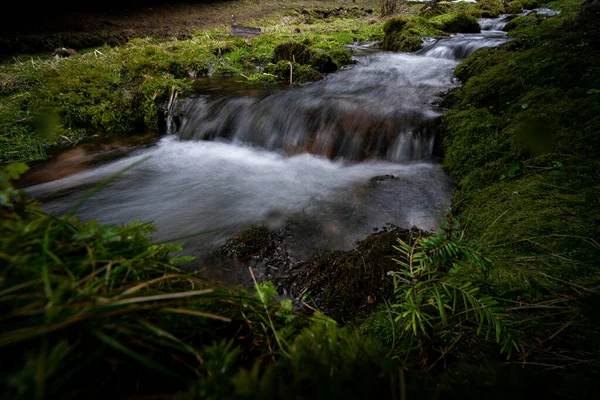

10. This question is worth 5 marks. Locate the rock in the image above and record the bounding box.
[53,47,77,58]
[230,25,261,38]
[274,42,314,65]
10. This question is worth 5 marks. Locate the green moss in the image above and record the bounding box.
[274,42,315,64]
[504,0,525,13]
[503,13,545,31]
[264,61,323,84]
[328,48,353,68]
[310,52,338,73]
[383,16,410,35]
[382,17,440,52]
[430,12,481,33]
[521,0,540,9]
[444,0,600,287]
[419,1,457,18]
[477,0,505,18]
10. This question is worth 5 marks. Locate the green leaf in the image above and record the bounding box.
[2,163,29,180]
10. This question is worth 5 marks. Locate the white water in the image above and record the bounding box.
[28,137,451,253]
[28,15,511,258]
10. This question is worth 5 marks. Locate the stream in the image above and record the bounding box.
[26,15,512,268]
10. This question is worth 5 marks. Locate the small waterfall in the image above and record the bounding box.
[480,15,510,31]
[28,15,517,260]
[417,15,509,60]
[169,53,458,162]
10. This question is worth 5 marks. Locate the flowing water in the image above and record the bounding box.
[27,16,511,263]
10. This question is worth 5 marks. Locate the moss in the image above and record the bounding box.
[477,0,505,18]
[383,17,410,35]
[419,1,457,18]
[277,228,423,322]
[273,41,315,64]
[310,52,338,73]
[503,13,545,31]
[444,0,600,286]
[328,48,353,68]
[504,0,524,13]
[430,12,481,33]
[382,17,440,52]
[264,61,323,84]
[521,0,540,9]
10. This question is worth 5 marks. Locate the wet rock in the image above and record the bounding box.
[370,174,401,182]
[273,226,426,322]
[230,25,261,38]
[430,13,481,34]
[53,47,77,58]
[310,52,338,73]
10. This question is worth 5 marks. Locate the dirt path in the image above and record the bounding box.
[1,0,379,56]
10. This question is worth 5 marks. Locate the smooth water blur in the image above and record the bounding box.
[28,19,511,260]
[169,52,459,162]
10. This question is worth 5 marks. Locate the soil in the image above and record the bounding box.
[1,0,379,57]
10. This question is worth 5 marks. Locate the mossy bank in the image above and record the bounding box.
[0,5,387,165]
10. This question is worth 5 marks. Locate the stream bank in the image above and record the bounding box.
[3,1,600,399]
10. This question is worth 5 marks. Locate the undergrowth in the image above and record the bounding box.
[438,0,600,393]
[0,164,401,399]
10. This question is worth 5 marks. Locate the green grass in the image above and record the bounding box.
[0,7,385,165]
[0,165,402,399]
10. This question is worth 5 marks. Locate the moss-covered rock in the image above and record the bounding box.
[274,42,315,64]
[329,48,353,68]
[310,52,338,73]
[503,13,545,31]
[477,0,505,17]
[430,12,481,33]
[520,0,540,9]
[264,61,323,83]
[419,1,456,18]
[504,0,524,13]
[272,42,351,74]
[383,16,410,35]
[382,17,439,52]
[276,228,423,322]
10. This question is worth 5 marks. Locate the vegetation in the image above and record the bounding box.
[0,165,401,399]
[0,6,384,165]
[382,4,484,52]
[361,215,517,368]
[439,0,600,393]
[4,0,600,397]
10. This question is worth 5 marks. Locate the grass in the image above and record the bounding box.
[4,0,600,397]
[0,164,402,399]
[0,5,389,165]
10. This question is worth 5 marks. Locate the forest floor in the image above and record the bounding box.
[0,0,380,56]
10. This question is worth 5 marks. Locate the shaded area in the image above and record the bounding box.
[0,0,379,56]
